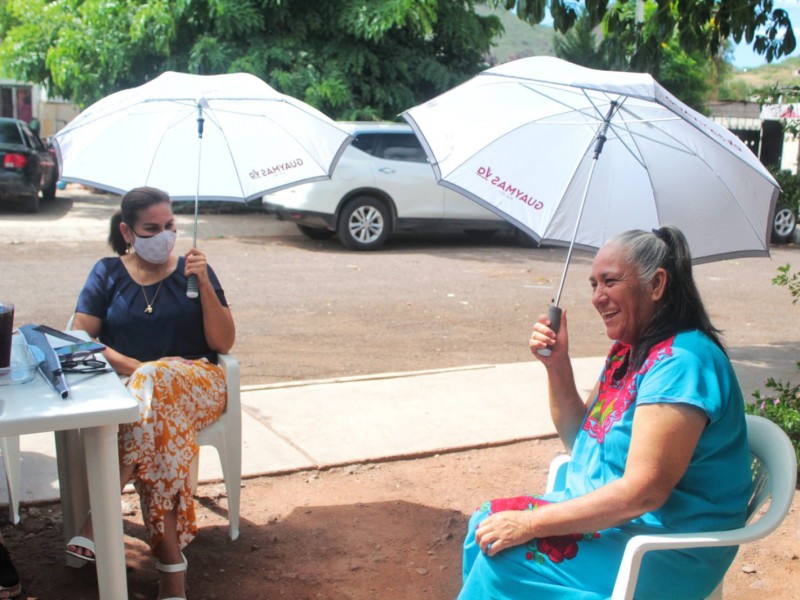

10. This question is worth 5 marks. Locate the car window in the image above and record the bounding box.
[373,133,428,163]
[0,121,23,145]
[21,124,45,150]
[351,133,378,156]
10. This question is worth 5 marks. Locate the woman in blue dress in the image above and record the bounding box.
[459,226,752,599]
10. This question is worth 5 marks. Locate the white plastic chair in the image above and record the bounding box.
[190,352,242,541]
[545,414,797,600]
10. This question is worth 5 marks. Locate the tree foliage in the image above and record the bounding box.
[0,0,502,119]
[553,8,717,113]
[492,0,796,66]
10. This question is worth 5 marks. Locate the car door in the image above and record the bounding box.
[364,132,445,220]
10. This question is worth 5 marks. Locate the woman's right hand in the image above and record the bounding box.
[529,310,569,363]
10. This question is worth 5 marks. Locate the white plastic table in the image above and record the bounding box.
[0,341,138,600]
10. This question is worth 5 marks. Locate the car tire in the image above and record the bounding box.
[297,224,335,240]
[772,205,797,243]
[21,191,40,213]
[337,196,391,250]
[43,179,57,201]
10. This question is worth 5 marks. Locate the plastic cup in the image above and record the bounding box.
[0,301,14,368]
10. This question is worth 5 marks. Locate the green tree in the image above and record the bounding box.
[553,8,717,113]
[0,0,502,119]
[491,0,796,65]
[553,10,606,68]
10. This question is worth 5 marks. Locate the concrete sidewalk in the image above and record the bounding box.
[1,348,797,510]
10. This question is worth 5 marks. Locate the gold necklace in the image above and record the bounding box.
[137,261,166,314]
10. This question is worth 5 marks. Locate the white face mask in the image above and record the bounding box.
[132,230,177,264]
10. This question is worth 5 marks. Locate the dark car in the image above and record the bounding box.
[0,117,58,212]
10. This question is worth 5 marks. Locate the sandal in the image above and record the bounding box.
[156,552,187,600]
[0,544,21,599]
[65,535,96,563]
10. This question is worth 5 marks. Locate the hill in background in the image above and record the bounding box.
[477,4,556,63]
[731,56,800,94]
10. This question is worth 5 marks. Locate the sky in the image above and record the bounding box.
[732,0,800,68]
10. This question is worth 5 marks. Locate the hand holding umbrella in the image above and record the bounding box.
[539,100,617,356]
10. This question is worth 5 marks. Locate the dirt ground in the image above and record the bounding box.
[1,188,799,599]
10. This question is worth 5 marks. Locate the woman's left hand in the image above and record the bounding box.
[475,511,536,556]
[184,247,209,283]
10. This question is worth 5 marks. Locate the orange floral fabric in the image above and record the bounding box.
[121,358,226,554]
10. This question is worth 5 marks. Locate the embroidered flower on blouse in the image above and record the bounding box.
[583,337,676,443]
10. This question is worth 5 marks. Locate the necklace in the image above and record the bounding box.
[137,261,166,314]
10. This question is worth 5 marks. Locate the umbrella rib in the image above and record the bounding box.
[611,105,770,249]
[201,109,248,199]
[144,110,199,185]
[519,82,609,128]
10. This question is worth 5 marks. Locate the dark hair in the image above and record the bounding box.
[108,186,171,255]
[610,226,724,370]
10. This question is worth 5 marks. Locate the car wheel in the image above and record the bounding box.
[42,179,57,201]
[297,224,335,240]
[337,197,391,250]
[772,206,797,243]
[22,191,40,213]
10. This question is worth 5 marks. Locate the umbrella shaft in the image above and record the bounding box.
[554,101,617,306]
[553,155,599,307]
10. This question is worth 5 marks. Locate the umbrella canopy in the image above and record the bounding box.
[53,71,352,204]
[54,70,352,298]
[402,57,779,269]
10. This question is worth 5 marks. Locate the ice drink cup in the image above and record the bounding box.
[0,301,14,368]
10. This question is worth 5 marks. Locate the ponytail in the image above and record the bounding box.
[108,210,127,255]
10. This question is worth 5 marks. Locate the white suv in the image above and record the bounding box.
[264,122,529,250]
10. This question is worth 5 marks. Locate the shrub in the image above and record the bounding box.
[771,168,800,214]
[746,365,800,478]
[744,262,800,481]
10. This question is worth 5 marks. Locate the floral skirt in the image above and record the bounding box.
[121,358,226,554]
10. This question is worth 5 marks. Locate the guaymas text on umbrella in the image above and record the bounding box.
[477,165,543,210]
[250,158,305,179]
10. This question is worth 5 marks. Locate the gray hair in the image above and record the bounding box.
[607,226,723,370]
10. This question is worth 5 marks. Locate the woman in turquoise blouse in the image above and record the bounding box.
[459,226,752,599]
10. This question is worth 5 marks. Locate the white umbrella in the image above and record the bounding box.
[54,71,352,296]
[402,57,779,348]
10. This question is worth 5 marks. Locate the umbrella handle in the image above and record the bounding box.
[536,305,563,357]
[187,274,199,299]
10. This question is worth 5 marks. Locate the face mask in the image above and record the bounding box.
[132,230,176,264]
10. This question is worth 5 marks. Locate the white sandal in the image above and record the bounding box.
[65,535,96,564]
[156,552,187,600]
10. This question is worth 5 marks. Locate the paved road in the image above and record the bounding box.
[2,186,799,390]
